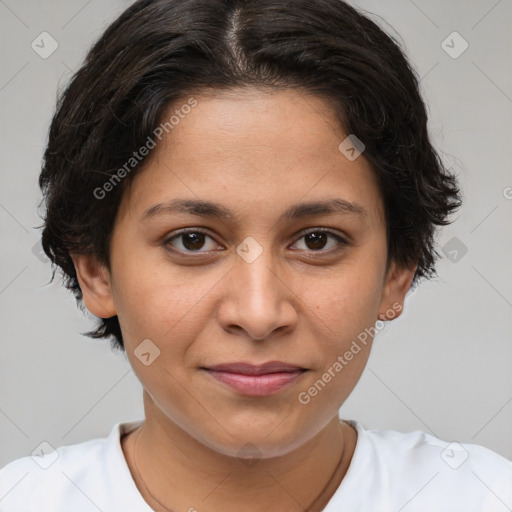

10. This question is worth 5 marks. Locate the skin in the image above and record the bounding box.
[72,88,416,512]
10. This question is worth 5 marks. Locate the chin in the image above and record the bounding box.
[195,414,314,459]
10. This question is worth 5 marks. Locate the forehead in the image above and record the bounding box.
[118,88,385,228]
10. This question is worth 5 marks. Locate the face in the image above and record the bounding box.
[74,88,414,458]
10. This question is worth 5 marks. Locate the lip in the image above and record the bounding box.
[201,361,308,397]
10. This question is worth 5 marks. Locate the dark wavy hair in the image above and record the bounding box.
[39,0,462,352]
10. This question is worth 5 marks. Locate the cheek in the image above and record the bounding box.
[111,239,182,329]
[118,275,209,407]
[305,260,384,340]
[296,275,378,416]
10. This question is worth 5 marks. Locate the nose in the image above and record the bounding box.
[217,242,298,341]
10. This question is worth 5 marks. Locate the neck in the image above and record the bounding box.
[122,393,357,512]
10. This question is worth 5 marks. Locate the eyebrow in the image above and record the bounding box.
[139,198,367,223]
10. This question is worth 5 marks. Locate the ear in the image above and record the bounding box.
[70,253,117,318]
[377,259,417,321]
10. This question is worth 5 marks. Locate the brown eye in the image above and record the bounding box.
[292,229,348,253]
[304,232,328,250]
[181,232,206,251]
[164,229,219,253]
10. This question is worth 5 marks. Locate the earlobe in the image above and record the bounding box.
[71,253,117,319]
[378,260,417,321]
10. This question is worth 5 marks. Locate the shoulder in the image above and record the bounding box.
[0,421,144,511]
[360,421,511,473]
[0,434,110,508]
[332,421,512,511]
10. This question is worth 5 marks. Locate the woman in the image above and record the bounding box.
[1,0,510,510]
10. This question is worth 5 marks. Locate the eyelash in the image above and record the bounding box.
[163,227,349,256]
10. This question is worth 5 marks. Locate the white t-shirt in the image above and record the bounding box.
[1,419,511,511]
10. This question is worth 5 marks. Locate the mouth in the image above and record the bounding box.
[200,361,308,397]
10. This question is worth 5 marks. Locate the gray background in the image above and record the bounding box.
[1,0,511,468]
